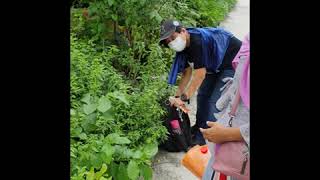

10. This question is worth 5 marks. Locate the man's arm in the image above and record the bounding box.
[170,67,205,113]
[175,67,192,97]
[169,67,192,113]
[183,67,206,99]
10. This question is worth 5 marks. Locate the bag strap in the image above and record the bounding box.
[227,88,249,148]
[228,88,241,127]
[219,81,250,152]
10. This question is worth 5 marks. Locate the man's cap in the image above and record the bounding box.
[159,20,182,43]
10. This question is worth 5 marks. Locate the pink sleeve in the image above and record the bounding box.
[232,34,250,70]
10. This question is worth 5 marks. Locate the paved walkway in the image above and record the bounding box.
[220,0,250,40]
[152,0,249,179]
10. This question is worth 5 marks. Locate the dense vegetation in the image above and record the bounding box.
[70,0,236,179]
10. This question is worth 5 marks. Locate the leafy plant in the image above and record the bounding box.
[71,0,237,179]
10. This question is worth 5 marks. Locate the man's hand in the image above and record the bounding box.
[169,96,190,113]
[200,122,228,144]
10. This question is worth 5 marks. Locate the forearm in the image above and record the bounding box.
[184,68,206,98]
[175,67,192,96]
[224,127,244,142]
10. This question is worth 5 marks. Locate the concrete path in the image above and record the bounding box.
[220,0,250,40]
[152,0,249,179]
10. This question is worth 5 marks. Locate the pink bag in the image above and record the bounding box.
[212,89,250,180]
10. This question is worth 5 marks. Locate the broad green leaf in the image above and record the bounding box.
[110,162,119,179]
[106,133,120,141]
[81,93,91,104]
[111,15,118,21]
[91,154,103,169]
[115,137,131,145]
[107,0,114,6]
[155,14,163,23]
[97,96,111,113]
[85,113,97,123]
[83,103,97,115]
[139,0,146,5]
[72,127,82,137]
[102,110,113,120]
[71,109,76,116]
[73,166,87,179]
[140,164,152,180]
[98,24,105,34]
[100,153,112,165]
[132,150,142,159]
[78,133,87,140]
[101,143,115,163]
[82,122,97,133]
[86,167,95,180]
[112,145,124,156]
[110,91,129,105]
[92,146,99,152]
[95,164,108,179]
[127,160,139,180]
[117,162,129,180]
[145,137,154,144]
[122,148,134,159]
[99,177,111,180]
[106,133,131,144]
[88,4,98,17]
[143,143,158,158]
[149,11,157,18]
[125,19,130,26]
[101,143,115,155]
[82,113,97,132]
[112,145,131,159]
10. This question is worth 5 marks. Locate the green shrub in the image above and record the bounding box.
[71,0,237,179]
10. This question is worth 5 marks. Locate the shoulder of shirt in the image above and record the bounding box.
[190,33,202,47]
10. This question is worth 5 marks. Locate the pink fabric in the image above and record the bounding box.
[232,34,250,109]
[212,142,250,180]
[170,120,180,129]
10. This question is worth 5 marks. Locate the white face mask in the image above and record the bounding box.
[168,35,186,52]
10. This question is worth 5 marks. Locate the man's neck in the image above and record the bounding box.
[186,31,191,47]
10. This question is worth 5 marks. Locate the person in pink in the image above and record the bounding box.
[200,34,250,180]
